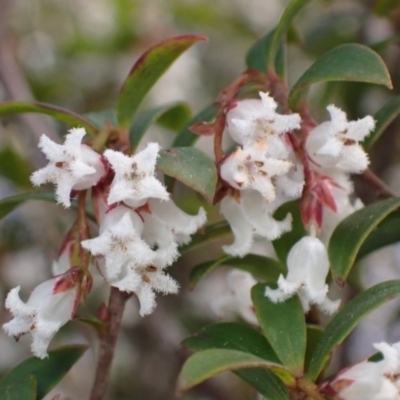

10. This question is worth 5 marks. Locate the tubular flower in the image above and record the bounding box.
[211,270,258,325]
[104,142,169,207]
[226,91,301,150]
[220,191,292,257]
[319,342,400,400]
[265,236,340,314]
[305,105,375,173]
[220,139,292,203]
[3,271,80,358]
[31,128,106,207]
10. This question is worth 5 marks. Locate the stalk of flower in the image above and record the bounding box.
[3,267,83,359]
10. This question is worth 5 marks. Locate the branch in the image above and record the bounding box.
[89,287,131,400]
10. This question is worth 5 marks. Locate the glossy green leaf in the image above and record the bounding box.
[117,35,207,128]
[190,254,283,289]
[267,0,311,71]
[156,147,217,203]
[0,193,57,220]
[308,280,400,381]
[0,102,98,135]
[289,44,392,109]
[329,197,400,285]
[172,103,218,147]
[357,211,400,260]
[178,349,295,393]
[363,96,400,150]
[180,220,230,254]
[305,325,324,373]
[0,345,87,399]
[0,147,33,189]
[0,375,36,400]
[246,29,285,78]
[182,323,289,400]
[252,284,306,376]
[130,102,191,151]
[272,201,306,266]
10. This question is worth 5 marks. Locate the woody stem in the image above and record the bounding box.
[89,287,131,400]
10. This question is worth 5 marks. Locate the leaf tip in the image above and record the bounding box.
[335,277,346,288]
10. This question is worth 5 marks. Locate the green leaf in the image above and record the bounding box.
[357,211,400,260]
[117,35,207,128]
[267,0,311,71]
[172,104,218,147]
[305,325,324,373]
[177,349,295,393]
[246,29,285,78]
[308,280,400,381]
[182,323,289,400]
[0,345,87,399]
[0,147,33,189]
[272,201,306,266]
[329,197,400,285]
[0,102,98,135]
[180,221,231,254]
[190,254,283,289]
[0,193,57,220]
[252,284,306,376]
[156,147,217,203]
[84,110,117,129]
[289,44,392,109]
[363,96,400,150]
[130,102,191,151]
[0,375,36,400]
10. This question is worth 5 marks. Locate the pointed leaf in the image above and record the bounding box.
[358,211,400,260]
[289,44,392,109]
[130,102,191,151]
[180,221,230,254]
[156,147,217,203]
[272,201,306,266]
[0,375,36,400]
[190,254,283,289]
[172,103,218,147]
[308,280,400,381]
[252,284,306,376]
[305,325,324,373]
[0,102,98,135]
[84,110,117,129]
[329,197,400,285]
[182,322,289,400]
[246,29,285,78]
[0,345,87,399]
[363,96,400,150]
[117,35,207,128]
[267,0,311,71]
[177,349,295,393]
[0,193,57,220]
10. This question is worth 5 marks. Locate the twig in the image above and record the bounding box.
[89,287,131,400]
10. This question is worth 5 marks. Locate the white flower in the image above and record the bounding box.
[221,191,292,257]
[211,270,258,325]
[305,105,375,173]
[104,142,169,207]
[265,236,340,314]
[226,92,301,151]
[220,139,292,203]
[3,274,79,358]
[31,128,106,208]
[81,206,156,282]
[320,342,400,400]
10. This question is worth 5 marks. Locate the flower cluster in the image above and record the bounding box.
[3,129,206,357]
[319,341,400,400]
